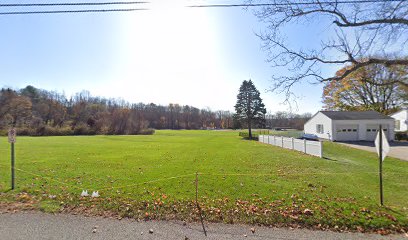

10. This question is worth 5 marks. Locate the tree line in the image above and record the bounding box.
[265,111,312,130]
[0,86,235,136]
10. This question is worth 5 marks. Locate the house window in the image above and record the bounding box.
[395,120,400,130]
[316,124,324,134]
[367,129,371,132]
[352,129,357,132]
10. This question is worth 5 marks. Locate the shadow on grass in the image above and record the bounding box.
[240,137,259,141]
[383,206,406,217]
[322,156,338,162]
[2,188,14,193]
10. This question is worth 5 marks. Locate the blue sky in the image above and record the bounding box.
[0,1,338,114]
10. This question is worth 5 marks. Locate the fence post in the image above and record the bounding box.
[281,136,284,148]
[303,139,307,154]
[268,135,270,144]
[195,172,207,236]
[11,142,15,190]
[319,141,323,158]
[291,137,294,150]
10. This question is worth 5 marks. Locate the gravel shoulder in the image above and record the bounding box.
[0,212,406,240]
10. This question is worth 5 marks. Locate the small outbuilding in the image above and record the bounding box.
[304,111,395,141]
[390,108,408,132]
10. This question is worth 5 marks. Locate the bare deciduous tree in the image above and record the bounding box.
[251,0,408,99]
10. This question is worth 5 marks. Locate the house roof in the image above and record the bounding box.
[320,111,394,120]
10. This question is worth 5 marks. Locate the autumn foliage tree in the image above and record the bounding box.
[234,80,266,139]
[0,85,234,136]
[322,64,407,114]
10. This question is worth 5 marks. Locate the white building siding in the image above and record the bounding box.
[304,112,333,140]
[391,110,408,132]
[334,123,359,141]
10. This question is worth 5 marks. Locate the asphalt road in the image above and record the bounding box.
[338,141,408,161]
[0,212,406,240]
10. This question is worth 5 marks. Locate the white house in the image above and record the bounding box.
[304,111,395,141]
[390,109,408,132]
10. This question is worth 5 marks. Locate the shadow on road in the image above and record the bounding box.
[337,141,408,147]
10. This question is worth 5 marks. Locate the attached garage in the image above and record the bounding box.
[335,125,358,141]
[365,124,390,141]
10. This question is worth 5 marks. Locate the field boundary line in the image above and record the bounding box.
[14,168,195,192]
[199,171,383,177]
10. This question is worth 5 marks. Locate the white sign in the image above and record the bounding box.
[375,130,389,161]
[8,128,16,143]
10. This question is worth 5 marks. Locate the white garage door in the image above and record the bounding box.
[366,124,389,141]
[336,125,359,141]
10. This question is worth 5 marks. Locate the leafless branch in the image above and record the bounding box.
[251,0,408,102]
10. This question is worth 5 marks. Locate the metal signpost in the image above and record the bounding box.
[374,125,390,206]
[8,128,16,190]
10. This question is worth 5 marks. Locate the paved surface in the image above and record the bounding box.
[339,141,408,161]
[0,212,406,240]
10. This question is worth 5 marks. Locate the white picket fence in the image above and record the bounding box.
[258,135,323,158]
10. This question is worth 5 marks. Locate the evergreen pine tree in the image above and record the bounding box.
[234,80,266,139]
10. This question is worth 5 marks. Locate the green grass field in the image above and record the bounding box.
[0,130,407,232]
[240,129,303,139]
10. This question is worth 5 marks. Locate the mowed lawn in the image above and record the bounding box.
[0,130,407,231]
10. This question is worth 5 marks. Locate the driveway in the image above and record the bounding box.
[338,141,408,161]
[0,212,405,240]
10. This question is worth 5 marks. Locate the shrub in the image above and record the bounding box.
[139,128,155,135]
[55,126,74,136]
[73,123,96,135]
[0,129,7,136]
[42,126,74,136]
[238,131,259,140]
[16,127,35,136]
[395,131,408,141]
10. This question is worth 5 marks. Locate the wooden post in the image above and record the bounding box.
[291,137,294,150]
[195,172,207,236]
